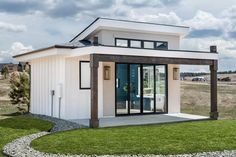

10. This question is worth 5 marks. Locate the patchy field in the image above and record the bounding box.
[0,79,18,119]
[181,81,236,119]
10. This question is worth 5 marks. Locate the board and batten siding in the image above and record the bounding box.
[30,56,65,118]
[30,54,108,120]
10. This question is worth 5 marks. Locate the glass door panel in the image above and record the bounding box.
[155,65,167,113]
[116,64,129,115]
[116,63,167,115]
[143,65,154,113]
[130,64,141,114]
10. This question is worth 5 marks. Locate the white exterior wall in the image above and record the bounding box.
[96,30,180,49]
[95,30,181,114]
[167,64,180,113]
[64,55,90,120]
[30,55,66,118]
[102,62,115,117]
[64,55,105,120]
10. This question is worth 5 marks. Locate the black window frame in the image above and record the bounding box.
[130,39,142,48]
[155,41,168,50]
[79,61,91,90]
[115,38,168,50]
[143,41,155,49]
[115,38,129,47]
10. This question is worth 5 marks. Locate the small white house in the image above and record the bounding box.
[14,18,219,128]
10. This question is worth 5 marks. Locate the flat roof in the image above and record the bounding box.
[70,17,190,42]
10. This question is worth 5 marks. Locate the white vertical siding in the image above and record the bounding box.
[30,55,65,118]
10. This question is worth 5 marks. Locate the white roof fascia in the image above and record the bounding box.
[68,46,218,60]
[73,18,189,41]
[15,46,218,62]
[14,48,71,62]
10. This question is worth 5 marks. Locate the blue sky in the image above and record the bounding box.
[0,0,236,72]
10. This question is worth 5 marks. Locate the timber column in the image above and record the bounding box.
[210,46,218,119]
[90,54,99,128]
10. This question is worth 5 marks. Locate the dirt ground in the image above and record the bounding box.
[0,79,18,119]
[181,80,236,119]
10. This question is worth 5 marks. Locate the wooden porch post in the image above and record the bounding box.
[210,46,218,119]
[90,54,99,128]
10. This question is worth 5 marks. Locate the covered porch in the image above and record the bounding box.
[89,47,218,128]
[72,113,209,128]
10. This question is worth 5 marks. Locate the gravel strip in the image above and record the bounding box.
[30,114,87,132]
[3,114,236,157]
[4,134,236,157]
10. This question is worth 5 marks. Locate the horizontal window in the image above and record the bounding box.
[156,41,168,49]
[80,61,90,89]
[116,39,128,47]
[130,40,141,48]
[115,38,168,50]
[144,41,154,49]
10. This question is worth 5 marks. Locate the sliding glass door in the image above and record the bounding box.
[116,63,167,116]
[116,64,129,115]
[130,64,141,114]
[143,65,154,113]
[155,65,167,113]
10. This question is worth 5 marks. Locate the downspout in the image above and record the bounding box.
[50,90,55,116]
[57,83,63,119]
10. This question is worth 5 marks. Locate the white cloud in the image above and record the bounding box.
[0,42,33,63]
[0,21,27,32]
[10,42,33,55]
[183,10,228,30]
[127,11,182,25]
[222,5,236,19]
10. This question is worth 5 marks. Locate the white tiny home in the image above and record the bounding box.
[14,18,219,128]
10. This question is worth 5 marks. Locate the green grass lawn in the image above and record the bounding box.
[32,120,236,155]
[0,115,53,157]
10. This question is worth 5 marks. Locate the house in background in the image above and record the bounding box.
[0,63,18,73]
[14,18,218,128]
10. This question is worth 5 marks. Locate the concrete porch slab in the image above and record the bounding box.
[70,113,210,128]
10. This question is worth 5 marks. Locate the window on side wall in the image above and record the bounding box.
[116,39,128,47]
[155,41,168,49]
[80,61,90,89]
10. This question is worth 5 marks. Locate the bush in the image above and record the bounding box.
[8,71,30,113]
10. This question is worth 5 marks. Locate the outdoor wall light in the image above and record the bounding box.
[104,66,110,80]
[173,68,180,80]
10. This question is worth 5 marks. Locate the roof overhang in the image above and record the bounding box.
[68,46,218,61]
[71,18,190,42]
[14,45,218,62]
[13,45,75,62]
